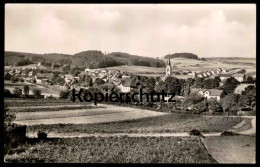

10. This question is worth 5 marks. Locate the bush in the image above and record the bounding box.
[221,131,237,136]
[4,89,12,98]
[189,129,203,137]
[59,90,70,99]
[47,95,54,99]
[13,87,22,97]
[37,131,47,140]
[10,76,19,83]
[19,78,24,82]
[33,89,42,98]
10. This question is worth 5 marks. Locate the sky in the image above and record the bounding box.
[5,4,256,58]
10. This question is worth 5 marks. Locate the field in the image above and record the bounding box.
[4,63,46,70]
[103,57,256,77]
[4,80,63,97]
[4,97,254,163]
[234,84,254,94]
[12,103,166,126]
[4,98,244,134]
[105,65,165,73]
[26,112,243,134]
[4,136,216,163]
[169,58,256,74]
[202,136,255,163]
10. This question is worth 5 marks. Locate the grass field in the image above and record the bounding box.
[4,136,217,163]
[26,112,243,134]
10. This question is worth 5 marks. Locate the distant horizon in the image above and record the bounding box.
[4,50,256,59]
[5,4,256,58]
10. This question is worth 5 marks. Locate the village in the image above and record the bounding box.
[4,57,256,115]
[3,4,256,164]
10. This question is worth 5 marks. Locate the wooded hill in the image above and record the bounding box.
[5,51,165,69]
[164,53,199,60]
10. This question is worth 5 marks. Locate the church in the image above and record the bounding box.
[161,58,172,81]
[165,58,172,77]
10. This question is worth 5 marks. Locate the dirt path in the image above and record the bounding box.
[26,132,223,138]
[235,116,255,136]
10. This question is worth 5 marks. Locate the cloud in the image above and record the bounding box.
[5,4,256,58]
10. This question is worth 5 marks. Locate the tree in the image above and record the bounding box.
[4,103,16,126]
[246,76,254,84]
[194,78,204,88]
[83,75,93,87]
[220,93,239,115]
[13,87,22,97]
[23,85,30,97]
[182,93,204,111]
[4,89,12,98]
[203,78,220,89]
[19,78,24,82]
[164,77,181,95]
[59,90,70,99]
[238,69,246,74]
[208,99,223,113]
[222,77,239,94]
[145,77,156,93]
[239,85,256,110]
[154,80,164,92]
[194,100,208,114]
[33,89,42,98]
[10,76,19,83]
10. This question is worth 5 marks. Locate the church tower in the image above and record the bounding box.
[166,58,172,77]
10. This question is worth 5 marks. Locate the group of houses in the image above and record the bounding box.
[190,88,224,102]
[194,68,229,79]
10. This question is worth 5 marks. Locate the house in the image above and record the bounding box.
[222,69,228,73]
[21,71,27,77]
[215,70,220,74]
[218,74,232,81]
[233,74,247,82]
[197,73,203,78]
[118,78,135,93]
[206,71,211,76]
[190,88,223,101]
[63,74,74,84]
[202,73,207,77]
[28,71,35,77]
[122,74,130,79]
[198,89,207,96]
[204,89,224,101]
[35,73,53,84]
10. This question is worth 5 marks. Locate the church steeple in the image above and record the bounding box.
[165,58,172,77]
[167,58,171,66]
